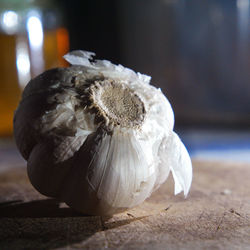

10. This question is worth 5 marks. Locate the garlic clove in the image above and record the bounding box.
[14,67,87,160]
[27,134,88,197]
[14,91,54,160]
[27,142,71,197]
[92,128,156,209]
[61,127,157,216]
[165,132,192,196]
[152,136,171,192]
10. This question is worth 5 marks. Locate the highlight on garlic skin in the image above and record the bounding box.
[14,50,192,216]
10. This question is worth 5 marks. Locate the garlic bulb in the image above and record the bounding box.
[14,50,192,216]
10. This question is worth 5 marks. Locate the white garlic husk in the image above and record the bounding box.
[14,50,192,216]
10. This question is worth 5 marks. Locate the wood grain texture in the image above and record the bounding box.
[0,160,250,249]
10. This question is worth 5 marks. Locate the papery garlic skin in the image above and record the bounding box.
[14,50,192,216]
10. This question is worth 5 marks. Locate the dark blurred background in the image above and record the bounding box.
[0,0,250,162]
[61,0,250,128]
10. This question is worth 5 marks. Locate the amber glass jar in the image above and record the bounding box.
[0,0,69,136]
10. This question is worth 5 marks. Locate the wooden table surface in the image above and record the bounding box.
[0,160,250,249]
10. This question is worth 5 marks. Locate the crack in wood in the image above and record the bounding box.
[127,213,135,218]
[229,208,242,217]
[165,205,172,212]
[216,212,226,232]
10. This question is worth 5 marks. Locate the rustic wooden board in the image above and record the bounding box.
[0,160,250,249]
